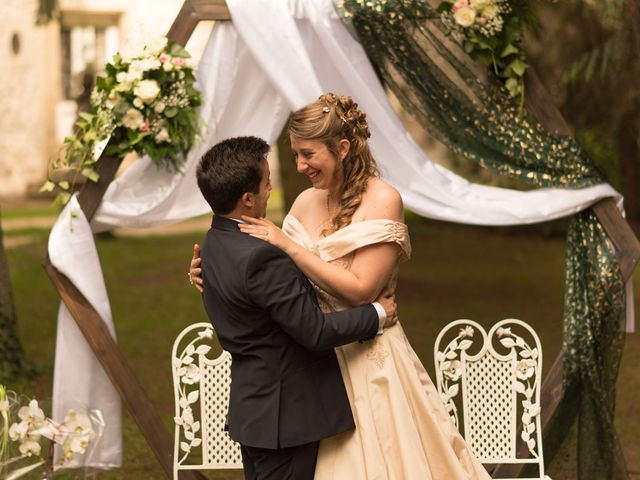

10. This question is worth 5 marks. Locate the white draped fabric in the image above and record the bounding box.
[48,0,629,468]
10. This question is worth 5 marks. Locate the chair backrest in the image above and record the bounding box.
[172,322,242,478]
[433,319,548,480]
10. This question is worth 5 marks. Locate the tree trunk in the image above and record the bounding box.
[0,211,33,382]
[618,101,639,222]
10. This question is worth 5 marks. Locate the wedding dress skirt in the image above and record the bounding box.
[283,214,490,480]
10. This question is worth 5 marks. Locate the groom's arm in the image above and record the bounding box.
[247,244,380,351]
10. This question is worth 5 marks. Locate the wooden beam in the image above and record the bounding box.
[189,0,232,20]
[592,198,640,281]
[524,68,640,282]
[167,2,200,46]
[167,0,231,46]
[44,261,170,478]
[76,154,122,220]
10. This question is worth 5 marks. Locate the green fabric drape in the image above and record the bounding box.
[333,1,629,478]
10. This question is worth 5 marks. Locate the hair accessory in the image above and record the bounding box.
[322,106,330,113]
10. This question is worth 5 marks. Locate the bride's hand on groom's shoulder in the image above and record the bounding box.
[239,216,293,253]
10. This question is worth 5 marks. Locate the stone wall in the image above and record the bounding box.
[0,0,59,198]
[0,0,212,200]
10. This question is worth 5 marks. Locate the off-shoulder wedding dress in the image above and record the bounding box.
[283,214,490,480]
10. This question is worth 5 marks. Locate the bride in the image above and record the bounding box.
[191,93,489,480]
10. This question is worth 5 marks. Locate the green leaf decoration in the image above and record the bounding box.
[81,168,100,182]
[500,43,519,58]
[509,59,528,76]
[39,180,55,192]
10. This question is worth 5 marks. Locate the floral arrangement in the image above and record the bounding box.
[42,37,202,205]
[0,385,100,479]
[437,0,534,108]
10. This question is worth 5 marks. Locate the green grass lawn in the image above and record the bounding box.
[5,219,639,479]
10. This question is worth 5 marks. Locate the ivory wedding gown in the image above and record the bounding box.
[282,214,490,480]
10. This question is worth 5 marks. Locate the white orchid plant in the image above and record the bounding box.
[437,0,535,109]
[0,385,100,479]
[43,36,202,205]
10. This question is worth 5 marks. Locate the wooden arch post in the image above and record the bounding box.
[42,1,639,479]
[42,2,230,479]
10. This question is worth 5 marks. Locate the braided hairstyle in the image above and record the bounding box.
[289,93,379,236]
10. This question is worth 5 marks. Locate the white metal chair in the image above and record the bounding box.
[171,322,242,479]
[434,319,551,480]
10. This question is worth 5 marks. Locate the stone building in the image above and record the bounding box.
[0,0,212,199]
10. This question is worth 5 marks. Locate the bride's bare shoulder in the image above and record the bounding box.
[361,178,403,222]
[289,187,322,217]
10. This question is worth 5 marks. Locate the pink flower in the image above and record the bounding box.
[452,0,468,13]
[171,57,185,67]
[139,121,150,132]
[159,53,170,63]
[476,16,487,25]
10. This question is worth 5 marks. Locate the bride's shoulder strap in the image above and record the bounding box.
[318,219,411,263]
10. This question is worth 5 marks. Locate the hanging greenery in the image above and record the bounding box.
[333,1,629,478]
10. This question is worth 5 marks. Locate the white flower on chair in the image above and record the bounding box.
[441,360,463,381]
[515,359,536,380]
[182,364,201,384]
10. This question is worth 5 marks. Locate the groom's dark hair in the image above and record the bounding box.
[197,136,270,214]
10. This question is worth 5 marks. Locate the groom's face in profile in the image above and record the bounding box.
[250,158,271,218]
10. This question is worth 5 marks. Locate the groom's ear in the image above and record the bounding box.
[239,191,254,209]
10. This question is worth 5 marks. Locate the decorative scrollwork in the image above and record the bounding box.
[435,325,475,428]
[172,325,214,465]
[496,326,541,459]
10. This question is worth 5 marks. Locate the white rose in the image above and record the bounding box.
[119,44,141,63]
[114,81,132,93]
[154,101,165,113]
[138,57,161,72]
[454,6,476,27]
[155,128,170,143]
[127,64,144,81]
[482,4,499,18]
[163,61,174,72]
[122,108,144,129]
[133,97,143,108]
[133,79,160,103]
[116,72,127,83]
[148,37,168,54]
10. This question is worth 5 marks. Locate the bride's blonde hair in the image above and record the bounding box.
[289,93,378,235]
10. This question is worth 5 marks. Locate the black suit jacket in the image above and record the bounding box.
[200,216,379,449]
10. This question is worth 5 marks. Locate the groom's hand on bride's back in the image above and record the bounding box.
[189,243,204,293]
[376,290,398,328]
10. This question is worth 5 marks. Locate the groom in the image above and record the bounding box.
[195,136,396,480]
